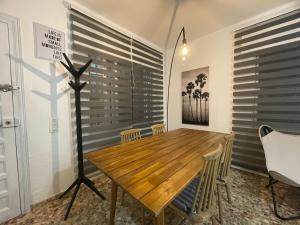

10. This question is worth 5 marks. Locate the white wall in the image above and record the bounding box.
[0,0,75,203]
[165,1,300,134]
[166,28,233,133]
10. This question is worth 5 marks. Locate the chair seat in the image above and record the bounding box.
[260,128,300,186]
[172,178,199,213]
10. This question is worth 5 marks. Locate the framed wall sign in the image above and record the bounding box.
[33,23,65,61]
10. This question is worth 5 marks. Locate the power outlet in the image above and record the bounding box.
[49,117,58,133]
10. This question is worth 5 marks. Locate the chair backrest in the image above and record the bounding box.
[219,132,235,180]
[120,129,141,144]
[151,124,166,136]
[192,144,223,214]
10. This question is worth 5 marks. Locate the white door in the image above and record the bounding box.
[0,20,22,223]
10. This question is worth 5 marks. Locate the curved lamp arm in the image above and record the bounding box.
[166,27,186,131]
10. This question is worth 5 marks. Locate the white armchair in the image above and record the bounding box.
[259,125,300,220]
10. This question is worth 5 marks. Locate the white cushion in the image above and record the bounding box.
[260,127,300,187]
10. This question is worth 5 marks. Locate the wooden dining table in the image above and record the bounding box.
[86,128,226,225]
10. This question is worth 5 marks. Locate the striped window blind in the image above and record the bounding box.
[233,9,300,173]
[69,8,164,173]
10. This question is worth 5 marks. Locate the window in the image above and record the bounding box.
[233,9,300,173]
[69,8,164,173]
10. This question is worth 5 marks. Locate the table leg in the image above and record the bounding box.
[155,209,164,225]
[110,181,118,225]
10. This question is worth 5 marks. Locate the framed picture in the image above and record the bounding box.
[182,67,209,126]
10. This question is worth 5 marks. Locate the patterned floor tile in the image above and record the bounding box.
[2,169,300,225]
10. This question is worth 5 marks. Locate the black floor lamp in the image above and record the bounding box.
[166,27,189,131]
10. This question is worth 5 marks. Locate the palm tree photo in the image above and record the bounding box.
[182,67,209,126]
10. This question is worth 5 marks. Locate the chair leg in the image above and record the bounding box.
[225,182,232,204]
[270,180,300,220]
[217,184,224,225]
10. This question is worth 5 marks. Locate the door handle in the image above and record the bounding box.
[0,84,19,92]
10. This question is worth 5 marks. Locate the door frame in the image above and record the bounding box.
[0,13,31,214]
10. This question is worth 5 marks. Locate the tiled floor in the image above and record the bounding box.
[3,169,300,225]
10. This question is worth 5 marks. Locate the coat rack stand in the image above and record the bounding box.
[59,53,105,220]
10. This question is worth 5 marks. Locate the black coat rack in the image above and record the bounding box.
[59,53,105,220]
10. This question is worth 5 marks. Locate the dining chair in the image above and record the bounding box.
[151,124,166,136]
[169,144,223,225]
[216,132,234,224]
[119,128,142,204]
[259,125,300,220]
[120,128,142,144]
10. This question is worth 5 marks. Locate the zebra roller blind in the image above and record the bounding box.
[233,9,300,173]
[69,8,164,173]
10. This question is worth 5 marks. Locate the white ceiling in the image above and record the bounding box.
[74,0,296,49]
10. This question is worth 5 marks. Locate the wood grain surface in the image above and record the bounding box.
[86,128,226,216]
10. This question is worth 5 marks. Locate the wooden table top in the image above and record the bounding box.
[86,128,226,216]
